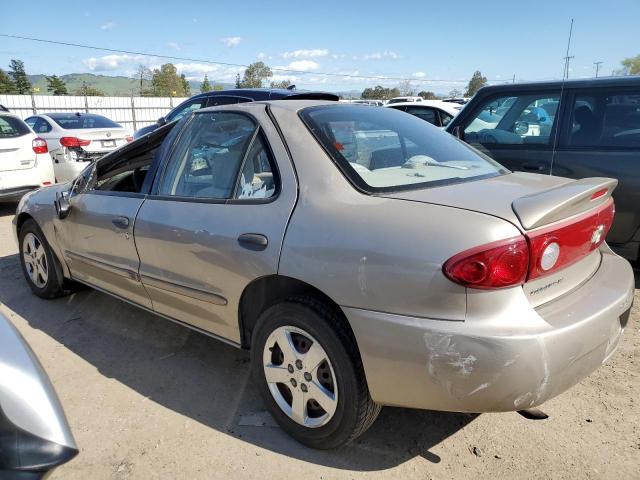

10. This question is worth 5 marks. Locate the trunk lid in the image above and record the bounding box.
[63,128,129,153]
[0,133,36,172]
[384,172,618,307]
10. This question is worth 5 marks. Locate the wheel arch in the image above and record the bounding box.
[238,275,359,352]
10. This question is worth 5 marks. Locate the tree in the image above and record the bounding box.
[180,74,191,96]
[270,79,292,89]
[135,64,152,95]
[235,73,241,88]
[361,85,401,100]
[75,83,104,96]
[620,54,640,75]
[45,75,68,95]
[464,70,487,97]
[213,84,224,91]
[239,62,272,88]
[150,63,189,97]
[418,90,438,99]
[0,69,14,94]
[448,88,463,98]
[200,74,212,93]
[8,59,31,94]
[398,79,416,96]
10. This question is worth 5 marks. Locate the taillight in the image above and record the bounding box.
[444,199,615,290]
[32,138,48,154]
[527,199,614,281]
[443,237,529,289]
[125,135,133,143]
[60,137,91,147]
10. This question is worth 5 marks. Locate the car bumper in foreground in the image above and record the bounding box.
[345,249,634,412]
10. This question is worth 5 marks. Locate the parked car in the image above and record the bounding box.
[0,311,78,478]
[14,101,634,449]
[387,96,424,104]
[0,112,55,202]
[447,76,640,260]
[385,100,460,127]
[24,113,132,183]
[133,88,339,139]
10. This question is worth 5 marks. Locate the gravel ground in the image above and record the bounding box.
[0,202,638,479]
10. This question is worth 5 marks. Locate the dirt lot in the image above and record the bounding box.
[0,203,638,479]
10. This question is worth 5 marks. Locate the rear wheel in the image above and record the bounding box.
[251,297,381,449]
[19,219,68,299]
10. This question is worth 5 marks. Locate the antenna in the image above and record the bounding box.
[562,18,574,80]
[594,61,603,77]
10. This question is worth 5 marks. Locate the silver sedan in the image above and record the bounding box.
[13,100,635,449]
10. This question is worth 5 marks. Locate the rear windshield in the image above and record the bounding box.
[49,114,122,129]
[0,115,30,138]
[300,105,507,193]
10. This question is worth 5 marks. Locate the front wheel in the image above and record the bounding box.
[251,297,381,449]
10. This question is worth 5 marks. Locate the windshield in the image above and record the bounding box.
[300,105,507,193]
[49,114,122,129]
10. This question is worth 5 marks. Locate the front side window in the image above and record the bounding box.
[567,90,640,147]
[301,105,506,192]
[463,93,560,145]
[158,112,271,199]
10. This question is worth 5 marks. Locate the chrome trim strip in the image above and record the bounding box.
[140,274,228,306]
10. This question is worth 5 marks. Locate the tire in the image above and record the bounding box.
[251,296,381,449]
[18,219,68,299]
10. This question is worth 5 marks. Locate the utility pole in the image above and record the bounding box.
[562,18,575,80]
[594,61,603,77]
[512,74,516,83]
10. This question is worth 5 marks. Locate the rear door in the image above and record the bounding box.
[552,86,640,251]
[460,90,561,174]
[134,107,297,343]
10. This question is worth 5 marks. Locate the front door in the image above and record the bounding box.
[461,90,561,174]
[134,108,297,343]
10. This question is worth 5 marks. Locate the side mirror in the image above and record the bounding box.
[451,125,464,140]
[157,116,167,126]
[514,121,529,135]
[55,191,71,219]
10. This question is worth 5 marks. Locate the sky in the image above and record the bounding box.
[1,0,639,94]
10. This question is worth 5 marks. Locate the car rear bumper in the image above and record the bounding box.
[0,186,39,202]
[344,249,634,412]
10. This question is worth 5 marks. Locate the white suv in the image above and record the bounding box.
[0,112,55,202]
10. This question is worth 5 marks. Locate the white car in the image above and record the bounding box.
[387,96,424,105]
[385,100,461,128]
[25,113,132,183]
[0,112,55,202]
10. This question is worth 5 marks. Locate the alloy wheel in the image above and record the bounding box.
[22,232,48,288]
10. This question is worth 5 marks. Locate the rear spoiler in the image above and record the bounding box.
[512,177,617,230]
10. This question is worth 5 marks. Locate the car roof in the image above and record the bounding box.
[476,75,640,95]
[199,99,340,114]
[187,88,339,102]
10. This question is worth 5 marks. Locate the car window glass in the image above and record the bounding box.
[95,149,158,193]
[158,112,257,199]
[25,117,37,128]
[208,96,250,107]
[234,133,277,199]
[0,115,30,138]
[568,91,640,147]
[50,114,121,129]
[463,93,559,145]
[439,111,453,127]
[33,118,52,133]
[167,98,207,122]
[405,106,437,125]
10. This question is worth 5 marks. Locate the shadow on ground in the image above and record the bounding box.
[0,252,476,471]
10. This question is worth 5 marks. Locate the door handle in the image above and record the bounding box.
[238,233,268,251]
[522,163,545,171]
[112,216,130,229]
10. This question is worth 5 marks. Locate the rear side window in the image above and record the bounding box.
[27,117,53,134]
[566,90,640,148]
[405,106,437,126]
[0,115,30,138]
[300,105,506,193]
[158,111,276,200]
[50,114,121,129]
[463,93,560,145]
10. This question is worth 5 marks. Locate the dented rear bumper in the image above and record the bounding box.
[345,249,634,412]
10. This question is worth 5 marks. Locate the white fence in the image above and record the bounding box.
[0,94,189,131]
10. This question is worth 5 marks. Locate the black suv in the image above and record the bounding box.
[447,76,640,260]
[134,88,338,139]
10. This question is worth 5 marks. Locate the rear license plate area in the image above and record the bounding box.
[101,140,116,148]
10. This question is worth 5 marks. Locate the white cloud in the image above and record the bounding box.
[412,71,426,78]
[83,54,146,71]
[364,50,400,60]
[220,36,243,47]
[257,52,265,60]
[280,60,320,72]
[167,41,180,51]
[100,21,115,30]
[281,49,329,59]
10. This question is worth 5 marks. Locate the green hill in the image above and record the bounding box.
[27,73,231,96]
